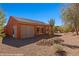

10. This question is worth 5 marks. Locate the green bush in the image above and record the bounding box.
[0,33,5,37]
[54,44,63,51]
[0,29,5,38]
[54,44,67,56]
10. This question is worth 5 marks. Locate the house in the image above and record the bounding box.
[4,16,52,39]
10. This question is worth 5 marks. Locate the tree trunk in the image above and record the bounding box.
[75,27,78,35]
[74,22,79,35]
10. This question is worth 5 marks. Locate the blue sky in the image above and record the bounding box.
[0,3,64,26]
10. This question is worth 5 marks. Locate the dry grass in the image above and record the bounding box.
[36,39,54,46]
[0,36,3,43]
[0,36,3,40]
[36,37,64,46]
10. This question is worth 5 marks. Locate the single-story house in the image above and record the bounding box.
[4,16,52,39]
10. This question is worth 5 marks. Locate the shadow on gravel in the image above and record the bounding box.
[53,35,62,37]
[2,34,62,48]
[2,36,43,48]
[61,43,79,49]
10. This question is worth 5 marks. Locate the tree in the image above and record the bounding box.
[62,24,74,33]
[61,4,79,35]
[48,19,55,34]
[0,9,6,37]
[54,26,64,33]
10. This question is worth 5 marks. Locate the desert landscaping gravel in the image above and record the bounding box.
[0,33,79,56]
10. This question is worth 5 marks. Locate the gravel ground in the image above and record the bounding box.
[0,33,79,56]
[0,43,56,56]
[59,33,79,56]
[0,37,55,56]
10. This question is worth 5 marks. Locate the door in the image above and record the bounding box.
[21,25,34,39]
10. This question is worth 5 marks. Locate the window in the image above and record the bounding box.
[42,28,45,33]
[37,28,40,32]
[13,30,14,34]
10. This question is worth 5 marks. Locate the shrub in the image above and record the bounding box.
[0,29,5,38]
[36,39,54,46]
[54,44,63,51]
[54,44,67,56]
[0,33,5,37]
[52,38,64,44]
